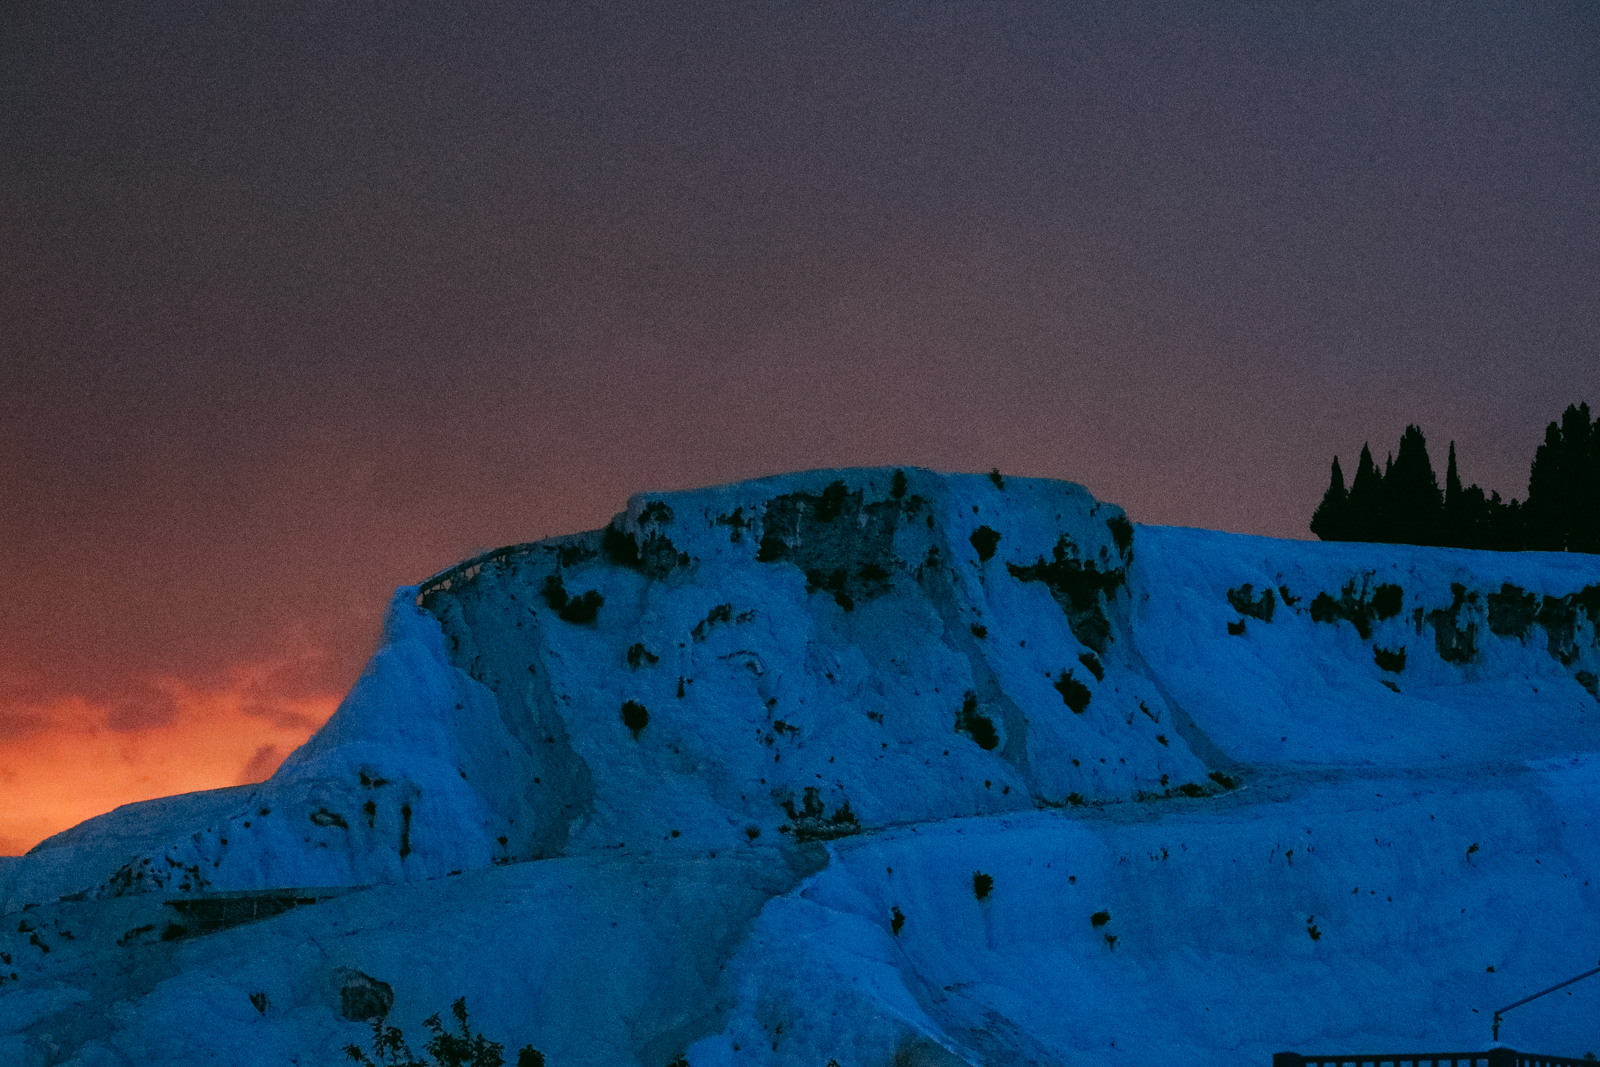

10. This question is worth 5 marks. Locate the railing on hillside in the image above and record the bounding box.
[416,540,545,602]
[1275,1052,1593,1067]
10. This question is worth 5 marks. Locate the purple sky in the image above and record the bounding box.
[2,2,1597,848]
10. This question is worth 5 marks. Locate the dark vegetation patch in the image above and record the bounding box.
[972,872,994,900]
[621,701,649,738]
[891,469,908,499]
[1577,671,1599,700]
[1538,594,1581,665]
[1227,620,1246,636]
[603,521,690,580]
[805,569,855,611]
[971,623,988,639]
[1487,583,1538,639]
[556,542,595,568]
[970,525,1001,562]
[1373,646,1407,673]
[1077,651,1104,681]
[1054,671,1092,714]
[541,573,604,624]
[626,643,659,669]
[1176,783,1206,798]
[1279,585,1301,606]
[989,468,1005,490]
[639,501,674,524]
[755,480,903,610]
[1426,583,1478,665]
[1091,910,1110,928]
[1226,583,1276,622]
[1208,771,1239,790]
[891,906,906,935]
[1308,576,1403,640]
[1578,585,1600,622]
[1106,515,1134,559]
[692,603,754,640]
[1007,535,1127,653]
[715,507,747,543]
[343,995,542,1067]
[955,691,1001,749]
[777,787,860,842]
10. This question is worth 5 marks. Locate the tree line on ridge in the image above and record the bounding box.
[1310,402,1599,553]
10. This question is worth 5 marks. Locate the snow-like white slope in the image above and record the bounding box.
[10,469,1203,905]
[4,469,1598,1067]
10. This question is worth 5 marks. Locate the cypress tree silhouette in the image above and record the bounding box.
[1345,444,1383,542]
[1311,403,1595,553]
[1485,491,1526,552]
[1310,456,1349,541]
[1442,442,1468,546]
[1382,425,1443,545]
[1527,402,1598,553]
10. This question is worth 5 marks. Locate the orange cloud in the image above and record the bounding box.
[0,669,339,855]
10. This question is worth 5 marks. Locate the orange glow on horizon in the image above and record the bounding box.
[0,675,339,855]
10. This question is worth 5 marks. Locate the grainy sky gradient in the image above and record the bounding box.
[3,2,1597,852]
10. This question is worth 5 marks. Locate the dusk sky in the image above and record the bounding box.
[3,2,1597,853]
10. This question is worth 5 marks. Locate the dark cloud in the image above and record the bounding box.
[239,744,285,785]
[104,688,180,734]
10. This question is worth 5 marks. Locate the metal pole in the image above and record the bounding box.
[1492,961,1600,1042]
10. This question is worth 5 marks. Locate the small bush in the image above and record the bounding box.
[621,701,649,738]
[1228,620,1246,636]
[639,501,674,524]
[971,623,988,639]
[891,906,906,935]
[559,590,603,624]
[972,872,993,900]
[343,996,542,1067]
[1054,671,1091,713]
[891,469,908,499]
[1177,782,1205,798]
[602,524,641,567]
[1226,583,1276,622]
[1373,646,1407,673]
[989,468,1005,489]
[626,643,659,669]
[955,691,1000,750]
[970,526,1001,562]
[1077,651,1104,681]
[1090,910,1110,928]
